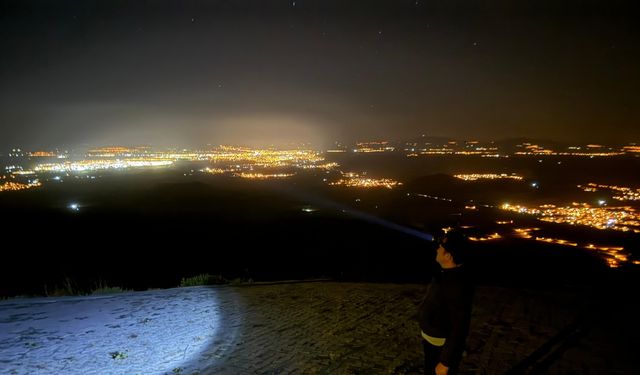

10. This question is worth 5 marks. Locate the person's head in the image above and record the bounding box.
[435,230,468,268]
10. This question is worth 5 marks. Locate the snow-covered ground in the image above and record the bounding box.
[0,286,240,375]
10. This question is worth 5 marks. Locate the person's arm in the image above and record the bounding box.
[439,285,472,367]
[417,283,433,324]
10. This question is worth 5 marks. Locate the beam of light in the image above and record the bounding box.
[341,207,434,241]
[274,185,435,242]
[0,287,230,375]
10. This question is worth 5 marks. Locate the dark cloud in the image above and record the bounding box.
[1,0,638,149]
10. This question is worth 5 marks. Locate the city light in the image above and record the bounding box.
[0,180,42,192]
[235,172,295,179]
[329,172,402,189]
[469,233,501,241]
[501,203,640,233]
[200,167,226,174]
[33,159,174,172]
[454,173,523,181]
[578,182,640,201]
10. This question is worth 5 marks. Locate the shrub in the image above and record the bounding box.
[44,277,78,297]
[91,279,129,295]
[91,286,127,295]
[180,273,227,287]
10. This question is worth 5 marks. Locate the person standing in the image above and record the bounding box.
[418,230,474,375]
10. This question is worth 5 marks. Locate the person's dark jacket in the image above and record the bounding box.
[418,265,474,367]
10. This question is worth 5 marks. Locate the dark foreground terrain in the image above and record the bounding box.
[1,166,628,298]
[2,279,638,374]
[1,171,427,296]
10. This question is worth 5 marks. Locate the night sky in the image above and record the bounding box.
[1,0,638,149]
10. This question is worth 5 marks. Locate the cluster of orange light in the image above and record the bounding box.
[79,146,327,167]
[511,227,637,268]
[480,154,503,158]
[207,147,325,167]
[513,227,540,239]
[417,150,486,155]
[0,181,41,192]
[501,203,640,233]
[496,220,514,225]
[558,152,623,156]
[468,233,501,241]
[89,146,134,153]
[513,143,623,156]
[535,236,578,247]
[577,182,640,201]
[419,149,454,155]
[353,147,392,153]
[329,173,402,189]
[515,144,554,155]
[454,173,523,181]
[583,244,632,268]
[500,203,541,215]
[235,173,295,179]
[544,239,634,268]
[353,141,394,153]
[29,151,56,157]
[408,146,626,157]
[471,226,639,268]
[403,141,502,157]
[86,146,150,157]
[299,162,339,170]
[200,167,226,174]
[622,145,640,153]
[33,159,173,172]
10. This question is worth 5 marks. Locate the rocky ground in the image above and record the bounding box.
[1,281,637,374]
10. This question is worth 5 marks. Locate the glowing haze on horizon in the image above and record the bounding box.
[1,1,639,150]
